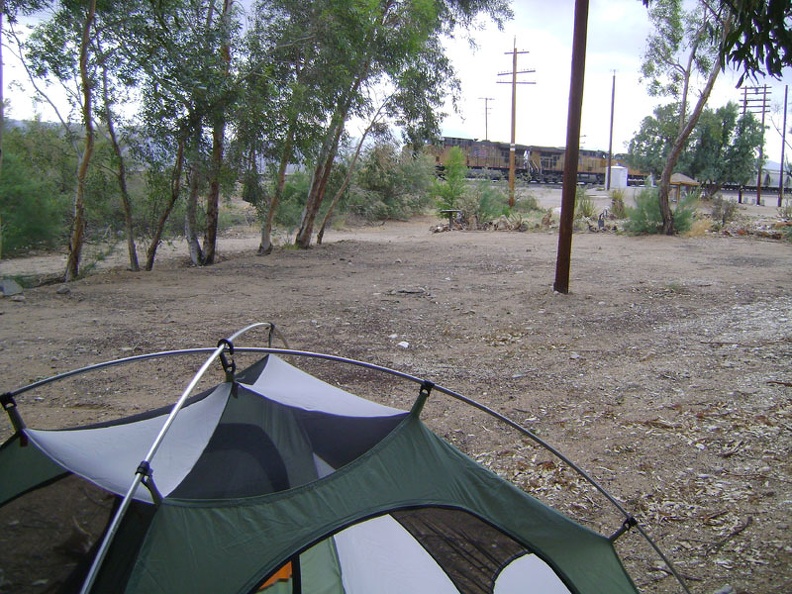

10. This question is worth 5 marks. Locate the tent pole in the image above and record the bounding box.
[79,323,269,594]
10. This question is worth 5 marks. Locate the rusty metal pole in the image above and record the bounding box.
[779,85,788,208]
[554,0,589,295]
[509,39,518,208]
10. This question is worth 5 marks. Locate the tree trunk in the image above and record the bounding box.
[201,0,232,265]
[65,0,97,282]
[202,117,224,264]
[186,163,204,265]
[294,71,366,249]
[258,129,294,255]
[294,113,348,249]
[145,137,185,271]
[101,60,139,271]
[316,121,377,245]
[658,38,725,235]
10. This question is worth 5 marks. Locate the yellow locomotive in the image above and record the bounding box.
[431,136,643,185]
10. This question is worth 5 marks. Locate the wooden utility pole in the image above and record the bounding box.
[479,97,495,141]
[606,71,615,190]
[554,0,589,295]
[742,85,771,205]
[497,38,534,208]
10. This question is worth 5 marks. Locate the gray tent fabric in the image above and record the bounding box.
[1,354,639,594]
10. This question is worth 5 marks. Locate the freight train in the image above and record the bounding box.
[431,136,646,186]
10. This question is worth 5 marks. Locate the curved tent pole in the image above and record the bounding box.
[229,347,693,594]
[78,323,270,594]
[2,332,688,594]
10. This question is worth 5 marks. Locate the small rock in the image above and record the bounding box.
[713,585,735,594]
[397,341,410,349]
[56,285,71,295]
[0,279,23,297]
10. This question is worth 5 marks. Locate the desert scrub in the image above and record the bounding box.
[456,181,509,228]
[710,195,738,229]
[574,186,596,220]
[624,187,698,234]
[610,188,627,219]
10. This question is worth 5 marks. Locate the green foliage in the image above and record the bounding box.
[717,0,792,85]
[628,102,763,190]
[347,142,434,221]
[0,152,68,255]
[710,195,737,228]
[723,111,765,186]
[627,104,683,178]
[574,186,596,220]
[514,193,540,213]
[610,189,627,219]
[277,171,312,231]
[432,145,467,213]
[625,187,698,234]
[778,198,792,243]
[457,181,508,228]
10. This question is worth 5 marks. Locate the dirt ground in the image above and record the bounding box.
[0,187,790,594]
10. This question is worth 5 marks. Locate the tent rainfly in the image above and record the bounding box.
[0,324,688,594]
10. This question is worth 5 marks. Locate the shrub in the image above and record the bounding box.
[610,188,627,219]
[514,192,540,213]
[432,146,467,214]
[778,198,792,220]
[276,171,311,231]
[710,195,737,229]
[457,181,508,228]
[0,153,68,256]
[625,188,698,234]
[347,145,434,222]
[574,185,596,220]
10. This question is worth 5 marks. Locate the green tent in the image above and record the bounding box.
[0,326,668,594]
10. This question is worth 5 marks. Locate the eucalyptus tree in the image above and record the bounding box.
[11,1,146,274]
[627,103,679,179]
[628,101,764,196]
[112,0,243,267]
[235,0,332,255]
[641,0,733,234]
[723,109,765,192]
[289,0,510,250]
[19,0,99,279]
[640,0,792,84]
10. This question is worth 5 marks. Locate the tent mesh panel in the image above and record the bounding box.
[393,507,530,593]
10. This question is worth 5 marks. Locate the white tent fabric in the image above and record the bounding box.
[243,355,405,417]
[25,383,230,503]
[333,515,459,593]
[494,554,572,593]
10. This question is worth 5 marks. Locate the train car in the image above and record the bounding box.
[431,137,643,185]
[431,137,530,177]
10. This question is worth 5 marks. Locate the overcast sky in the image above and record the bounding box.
[441,0,792,165]
[4,0,791,165]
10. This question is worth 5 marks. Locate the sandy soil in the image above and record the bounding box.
[0,188,790,594]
